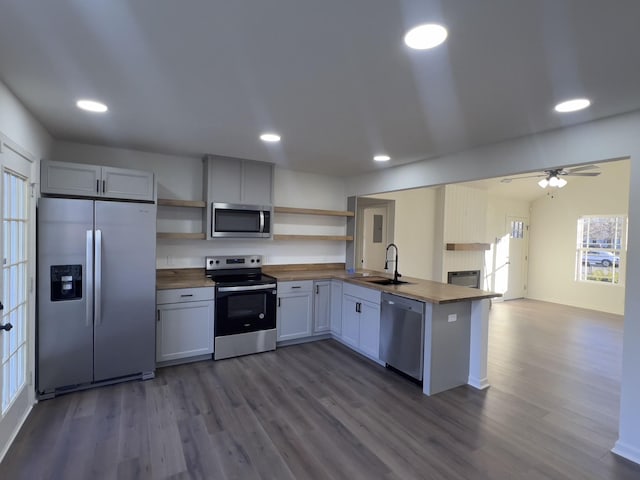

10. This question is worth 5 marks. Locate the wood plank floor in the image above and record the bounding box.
[3,299,640,479]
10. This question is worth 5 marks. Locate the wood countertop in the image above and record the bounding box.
[264,268,501,304]
[157,265,501,304]
[157,268,215,290]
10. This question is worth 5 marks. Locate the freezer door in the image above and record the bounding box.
[93,201,156,381]
[37,198,94,393]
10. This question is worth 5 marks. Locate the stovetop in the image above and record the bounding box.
[207,272,276,287]
[205,255,275,287]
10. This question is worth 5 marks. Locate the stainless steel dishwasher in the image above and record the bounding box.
[379,292,425,382]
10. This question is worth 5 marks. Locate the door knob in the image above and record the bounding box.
[0,322,12,332]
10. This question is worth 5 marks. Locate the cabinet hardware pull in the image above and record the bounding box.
[316,285,319,294]
[157,310,160,322]
[180,294,193,297]
[292,286,301,289]
[96,179,100,193]
[102,180,106,193]
[278,297,281,307]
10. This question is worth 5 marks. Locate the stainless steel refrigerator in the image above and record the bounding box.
[37,197,156,398]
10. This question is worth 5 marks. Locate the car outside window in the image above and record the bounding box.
[576,215,626,284]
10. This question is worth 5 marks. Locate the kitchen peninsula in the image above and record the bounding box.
[157,264,501,396]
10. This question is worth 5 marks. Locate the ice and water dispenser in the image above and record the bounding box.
[50,265,82,301]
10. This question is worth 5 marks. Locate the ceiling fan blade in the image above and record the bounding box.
[500,174,545,183]
[566,164,599,174]
[566,172,601,176]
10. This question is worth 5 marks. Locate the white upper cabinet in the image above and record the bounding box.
[40,161,101,197]
[41,160,155,202]
[203,155,273,206]
[101,166,155,201]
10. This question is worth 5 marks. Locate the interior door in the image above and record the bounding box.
[0,143,34,459]
[504,216,529,300]
[362,206,387,270]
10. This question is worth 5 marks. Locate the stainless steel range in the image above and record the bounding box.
[206,255,277,360]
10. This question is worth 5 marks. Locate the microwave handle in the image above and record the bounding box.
[259,210,265,233]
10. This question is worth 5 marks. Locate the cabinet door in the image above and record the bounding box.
[205,155,243,204]
[40,160,101,197]
[359,300,381,359]
[313,281,331,334]
[102,166,155,201]
[242,160,273,205]
[330,280,343,336]
[156,300,214,363]
[341,295,360,347]
[277,293,313,341]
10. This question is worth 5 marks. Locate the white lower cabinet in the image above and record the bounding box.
[313,281,331,334]
[330,280,343,337]
[156,287,215,364]
[341,283,381,360]
[277,281,313,341]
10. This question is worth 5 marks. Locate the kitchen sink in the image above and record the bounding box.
[369,279,411,286]
[358,276,411,286]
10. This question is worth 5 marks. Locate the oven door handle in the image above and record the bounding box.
[217,283,277,293]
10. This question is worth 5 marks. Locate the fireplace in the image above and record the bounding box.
[447,270,480,289]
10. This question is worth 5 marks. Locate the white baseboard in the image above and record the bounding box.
[468,376,490,390]
[612,440,640,465]
[0,404,33,464]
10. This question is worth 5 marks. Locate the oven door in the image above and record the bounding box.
[215,284,277,336]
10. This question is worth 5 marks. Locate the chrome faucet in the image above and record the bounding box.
[384,243,401,283]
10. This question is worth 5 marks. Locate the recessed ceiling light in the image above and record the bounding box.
[374,155,391,162]
[404,24,448,50]
[76,99,108,113]
[554,98,591,113]
[260,133,281,142]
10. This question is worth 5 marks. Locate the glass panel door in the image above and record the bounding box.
[1,169,28,412]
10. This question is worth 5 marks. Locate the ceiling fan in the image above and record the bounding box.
[500,165,601,189]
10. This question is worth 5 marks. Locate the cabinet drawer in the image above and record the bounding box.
[157,287,215,305]
[278,280,313,294]
[343,282,381,305]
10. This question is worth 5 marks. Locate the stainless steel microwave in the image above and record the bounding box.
[211,203,272,238]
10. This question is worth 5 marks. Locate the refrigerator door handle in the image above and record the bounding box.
[86,230,94,327]
[95,229,102,325]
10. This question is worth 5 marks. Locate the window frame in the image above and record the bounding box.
[575,214,627,285]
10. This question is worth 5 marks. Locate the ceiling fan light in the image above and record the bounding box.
[548,176,560,187]
[538,178,549,188]
[557,177,567,188]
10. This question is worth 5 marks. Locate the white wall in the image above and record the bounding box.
[527,160,629,315]
[344,109,640,464]
[441,184,488,283]
[51,141,348,267]
[368,188,438,280]
[0,82,51,160]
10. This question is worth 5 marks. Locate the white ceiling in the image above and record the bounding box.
[1,1,640,176]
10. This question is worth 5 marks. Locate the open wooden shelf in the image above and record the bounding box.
[446,243,491,251]
[273,234,354,241]
[157,198,206,208]
[157,232,206,240]
[274,206,354,217]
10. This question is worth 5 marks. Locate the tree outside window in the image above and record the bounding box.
[576,215,626,284]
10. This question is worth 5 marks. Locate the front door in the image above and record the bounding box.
[0,140,34,459]
[504,216,529,300]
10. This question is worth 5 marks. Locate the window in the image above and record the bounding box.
[510,220,525,239]
[576,215,626,284]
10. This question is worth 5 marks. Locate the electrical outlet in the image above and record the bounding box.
[448,314,457,323]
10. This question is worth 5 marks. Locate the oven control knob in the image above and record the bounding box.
[259,313,264,319]
[216,260,220,264]
[256,258,260,263]
[251,259,255,263]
